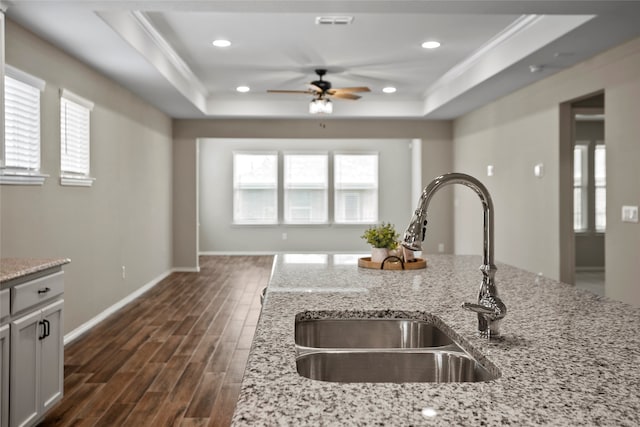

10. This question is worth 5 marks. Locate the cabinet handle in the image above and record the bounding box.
[38,320,46,340]
[38,319,50,340]
[38,287,51,294]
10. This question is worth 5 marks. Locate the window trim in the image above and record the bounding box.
[59,88,95,187]
[282,151,329,225]
[1,65,48,185]
[232,150,380,226]
[333,151,379,225]
[573,140,606,234]
[232,151,279,225]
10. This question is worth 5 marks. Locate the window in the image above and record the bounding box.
[232,151,379,225]
[1,66,46,185]
[233,152,278,224]
[284,154,328,224]
[60,89,94,186]
[334,153,378,223]
[594,144,606,231]
[573,145,587,231]
[573,142,606,232]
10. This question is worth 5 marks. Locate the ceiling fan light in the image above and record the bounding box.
[309,98,333,114]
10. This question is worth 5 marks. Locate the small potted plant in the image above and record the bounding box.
[361,222,400,263]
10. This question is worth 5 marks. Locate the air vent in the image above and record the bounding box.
[315,16,354,25]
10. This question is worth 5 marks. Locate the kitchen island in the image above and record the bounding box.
[232,254,640,426]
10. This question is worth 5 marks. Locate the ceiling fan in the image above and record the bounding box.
[267,69,371,111]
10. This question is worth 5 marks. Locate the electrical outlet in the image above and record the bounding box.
[622,205,639,223]
[282,232,288,240]
[438,243,445,253]
[122,266,126,279]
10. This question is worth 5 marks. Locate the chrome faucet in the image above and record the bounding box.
[402,173,507,339]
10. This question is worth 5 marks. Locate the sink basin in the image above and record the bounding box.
[294,313,499,383]
[296,349,496,383]
[295,318,453,349]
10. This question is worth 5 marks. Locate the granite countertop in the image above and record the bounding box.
[0,257,71,284]
[232,254,640,426]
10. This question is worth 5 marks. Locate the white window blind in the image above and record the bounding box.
[233,152,278,224]
[60,90,93,181]
[284,154,328,224]
[334,153,378,224]
[3,69,45,172]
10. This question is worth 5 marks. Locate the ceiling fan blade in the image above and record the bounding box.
[267,90,313,94]
[329,92,361,100]
[330,86,371,93]
[308,84,323,93]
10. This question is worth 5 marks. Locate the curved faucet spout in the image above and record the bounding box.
[402,172,506,339]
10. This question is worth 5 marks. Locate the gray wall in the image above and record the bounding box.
[0,20,174,333]
[173,119,454,267]
[199,138,412,253]
[453,35,640,307]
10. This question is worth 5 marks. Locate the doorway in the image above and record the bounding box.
[559,93,605,295]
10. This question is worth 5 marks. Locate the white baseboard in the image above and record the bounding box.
[173,266,200,273]
[199,251,277,256]
[63,268,175,346]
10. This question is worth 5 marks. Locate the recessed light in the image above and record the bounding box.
[212,39,231,48]
[236,86,250,93]
[382,87,397,94]
[421,41,441,49]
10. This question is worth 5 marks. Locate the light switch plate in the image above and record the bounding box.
[622,205,639,223]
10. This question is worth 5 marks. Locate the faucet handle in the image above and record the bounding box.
[461,302,496,315]
[462,296,507,339]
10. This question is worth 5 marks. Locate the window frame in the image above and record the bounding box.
[333,151,379,225]
[282,151,329,225]
[573,140,606,234]
[59,89,95,187]
[232,150,380,227]
[232,151,279,225]
[1,65,48,185]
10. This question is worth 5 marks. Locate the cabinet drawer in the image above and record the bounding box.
[11,271,64,315]
[0,289,9,321]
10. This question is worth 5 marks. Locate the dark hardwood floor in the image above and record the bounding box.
[38,255,274,427]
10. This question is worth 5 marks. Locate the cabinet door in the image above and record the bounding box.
[1,324,9,427]
[10,310,41,427]
[39,300,64,412]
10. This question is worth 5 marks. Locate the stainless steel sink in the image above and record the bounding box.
[294,314,499,383]
[295,318,453,349]
[296,349,496,383]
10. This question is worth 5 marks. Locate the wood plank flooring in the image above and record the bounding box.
[38,255,274,427]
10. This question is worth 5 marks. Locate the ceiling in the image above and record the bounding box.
[4,1,640,119]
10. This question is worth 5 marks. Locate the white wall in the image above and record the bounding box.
[0,20,174,333]
[199,138,412,253]
[453,36,640,307]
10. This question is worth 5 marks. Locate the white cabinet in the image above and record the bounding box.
[10,300,63,427]
[3,269,65,427]
[1,323,9,427]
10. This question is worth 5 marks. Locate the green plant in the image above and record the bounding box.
[361,222,399,249]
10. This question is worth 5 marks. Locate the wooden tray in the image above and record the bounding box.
[358,257,426,270]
